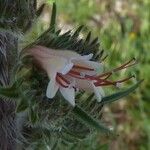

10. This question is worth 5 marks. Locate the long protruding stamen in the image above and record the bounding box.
[73,65,94,71]
[66,59,136,88]
[116,75,135,83]
[94,75,134,86]
[98,58,137,78]
[113,58,137,72]
[69,70,111,84]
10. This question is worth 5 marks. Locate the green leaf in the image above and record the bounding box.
[73,105,112,134]
[100,80,143,105]
[16,97,29,112]
[62,127,86,140]
[85,31,91,43]
[0,82,19,99]
[36,4,45,17]
[28,106,39,124]
[50,3,56,32]
[72,25,84,39]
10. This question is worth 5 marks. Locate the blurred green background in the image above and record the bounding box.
[27,0,150,149]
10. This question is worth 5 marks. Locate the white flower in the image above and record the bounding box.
[27,45,135,107]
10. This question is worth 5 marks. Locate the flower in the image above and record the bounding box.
[27,45,136,107]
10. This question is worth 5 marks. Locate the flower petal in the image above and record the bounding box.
[71,53,93,61]
[81,53,93,60]
[91,82,104,102]
[60,87,75,107]
[74,79,94,92]
[98,86,105,97]
[28,46,72,77]
[46,78,59,99]
[35,46,81,59]
[59,62,74,75]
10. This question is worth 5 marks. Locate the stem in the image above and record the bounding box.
[0,31,17,150]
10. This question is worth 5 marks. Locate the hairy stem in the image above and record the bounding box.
[0,31,17,150]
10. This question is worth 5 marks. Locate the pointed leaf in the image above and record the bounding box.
[100,80,143,105]
[73,105,112,134]
[0,80,22,99]
[50,3,56,32]
[72,25,84,38]
[91,37,99,45]
[16,97,29,112]
[85,31,91,43]
[36,4,45,17]
[28,106,39,124]
[0,87,18,99]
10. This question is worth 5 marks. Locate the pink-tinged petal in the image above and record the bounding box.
[72,78,104,102]
[71,53,93,61]
[74,79,94,92]
[60,87,75,107]
[91,82,104,102]
[35,46,93,61]
[98,86,105,97]
[42,56,70,78]
[59,62,74,75]
[46,78,59,99]
[35,45,80,58]
[27,46,73,76]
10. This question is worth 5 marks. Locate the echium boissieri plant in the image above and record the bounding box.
[0,2,142,149]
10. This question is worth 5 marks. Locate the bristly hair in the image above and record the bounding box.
[0,31,17,150]
[0,1,39,149]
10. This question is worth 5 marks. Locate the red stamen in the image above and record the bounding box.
[73,65,94,71]
[97,58,137,78]
[113,58,136,72]
[68,70,84,79]
[69,70,111,84]
[57,73,70,84]
[56,74,70,88]
[56,76,68,88]
[94,76,134,86]
[115,75,134,83]
[68,73,85,79]
[97,72,112,78]
[69,70,81,76]
[69,70,100,81]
